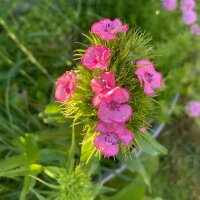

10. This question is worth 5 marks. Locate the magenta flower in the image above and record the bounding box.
[185,101,200,117]
[190,24,200,35]
[55,71,77,102]
[81,45,112,71]
[94,133,119,157]
[182,10,197,25]
[181,0,196,12]
[91,72,116,108]
[135,59,163,96]
[95,122,133,147]
[162,0,177,11]
[97,87,132,123]
[91,18,129,41]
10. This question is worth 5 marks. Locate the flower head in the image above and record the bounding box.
[135,59,163,95]
[182,10,197,25]
[162,0,177,11]
[185,101,200,117]
[91,72,116,108]
[97,87,132,123]
[181,0,196,12]
[95,122,133,147]
[81,45,112,71]
[91,18,129,41]
[55,71,77,102]
[94,133,119,157]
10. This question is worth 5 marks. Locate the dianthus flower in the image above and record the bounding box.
[185,101,200,117]
[91,72,116,108]
[94,122,133,157]
[81,45,112,71]
[91,18,129,41]
[182,10,197,25]
[135,60,163,96]
[97,87,132,123]
[55,71,77,102]
[181,0,196,12]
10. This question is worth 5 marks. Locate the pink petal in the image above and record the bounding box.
[95,121,123,133]
[117,129,133,147]
[150,71,163,89]
[112,87,131,103]
[110,104,133,123]
[102,87,130,104]
[55,83,71,102]
[98,103,112,123]
[81,46,112,71]
[101,72,116,89]
[144,83,156,96]
[92,95,102,108]
[90,78,104,94]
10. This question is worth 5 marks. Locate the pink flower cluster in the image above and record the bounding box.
[91,73,133,157]
[181,0,197,25]
[185,101,200,117]
[55,18,163,157]
[162,0,199,35]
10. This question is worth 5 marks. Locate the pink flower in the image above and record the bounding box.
[97,87,132,123]
[181,0,196,12]
[190,23,200,35]
[162,0,177,11]
[135,59,163,96]
[182,10,197,25]
[95,122,133,147]
[91,18,129,41]
[91,72,116,108]
[185,101,200,117]
[81,45,112,71]
[55,71,77,102]
[94,133,119,157]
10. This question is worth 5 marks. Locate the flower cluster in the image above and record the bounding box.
[55,18,163,157]
[185,101,200,117]
[162,0,200,35]
[181,0,197,25]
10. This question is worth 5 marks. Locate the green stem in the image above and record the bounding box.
[68,120,76,173]
[20,175,31,200]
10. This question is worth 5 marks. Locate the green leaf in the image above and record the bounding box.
[0,155,28,172]
[121,156,150,188]
[137,133,168,156]
[0,164,43,177]
[105,177,145,200]
[80,134,99,172]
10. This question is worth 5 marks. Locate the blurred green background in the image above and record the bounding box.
[0,0,200,199]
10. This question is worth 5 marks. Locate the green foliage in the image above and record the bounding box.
[31,165,94,200]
